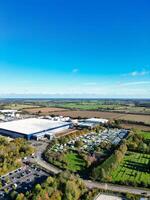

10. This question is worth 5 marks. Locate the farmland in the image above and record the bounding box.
[43,110,123,119]
[48,110,150,125]
[27,99,150,114]
[118,114,150,125]
[111,151,150,187]
[0,103,39,110]
[54,102,150,114]
[1,99,150,127]
[23,107,67,114]
[136,130,150,140]
[23,107,150,128]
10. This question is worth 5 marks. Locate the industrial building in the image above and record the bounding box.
[85,118,108,124]
[77,118,108,129]
[0,118,72,140]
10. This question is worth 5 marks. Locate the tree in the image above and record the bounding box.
[34,184,42,193]
[64,180,80,200]
[16,193,25,200]
[10,191,18,199]
[74,140,84,148]
[46,176,54,185]
[50,191,62,200]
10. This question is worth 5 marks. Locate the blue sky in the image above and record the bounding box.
[0,0,150,98]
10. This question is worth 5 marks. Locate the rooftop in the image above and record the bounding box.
[86,118,108,123]
[94,194,122,200]
[0,118,70,135]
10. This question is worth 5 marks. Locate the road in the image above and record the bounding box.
[84,180,150,196]
[32,141,150,197]
[35,157,62,174]
[31,140,62,174]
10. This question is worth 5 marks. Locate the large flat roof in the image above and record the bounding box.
[0,118,70,135]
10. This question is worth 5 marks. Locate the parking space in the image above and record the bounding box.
[0,164,49,199]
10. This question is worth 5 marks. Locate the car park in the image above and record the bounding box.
[0,164,49,199]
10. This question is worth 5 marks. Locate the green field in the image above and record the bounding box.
[136,130,150,140]
[63,152,86,172]
[111,151,150,187]
[24,100,150,114]
[50,102,150,113]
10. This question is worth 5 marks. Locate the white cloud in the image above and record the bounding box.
[124,69,150,77]
[120,81,150,86]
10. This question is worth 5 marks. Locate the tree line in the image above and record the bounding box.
[91,143,127,181]
[0,137,35,177]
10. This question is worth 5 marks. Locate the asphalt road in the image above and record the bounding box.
[84,180,150,197]
[30,140,62,174]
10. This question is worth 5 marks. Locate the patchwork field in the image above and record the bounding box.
[23,107,68,114]
[49,110,150,124]
[38,101,150,114]
[49,110,124,119]
[118,114,150,125]
[111,151,150,187]
[23,107,150,126]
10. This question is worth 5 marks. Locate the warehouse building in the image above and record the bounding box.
[0,118,72,140]
[77,118,108,129]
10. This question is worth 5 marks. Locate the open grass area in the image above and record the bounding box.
[136,130,150,140]
[63,152,86,172]
[111,151,150,187]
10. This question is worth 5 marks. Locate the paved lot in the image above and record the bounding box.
[0,140,50,199]
[0,164,49,199]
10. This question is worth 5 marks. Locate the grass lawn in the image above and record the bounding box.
[111,151,150,187]
[64,152,86,172]
[136,130,150,140]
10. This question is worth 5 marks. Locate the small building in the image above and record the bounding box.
[0,109,18,118]
[77,118,108,129]
[85,118,108,124]
[77,122,95,129]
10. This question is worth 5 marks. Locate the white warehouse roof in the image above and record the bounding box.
[0,118,71,135]
[86,118,108,123]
